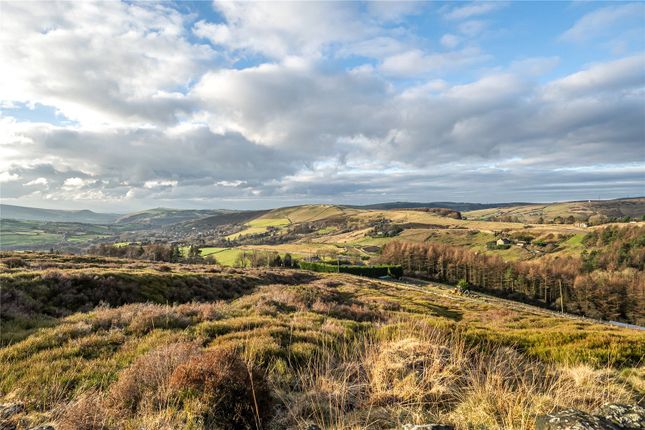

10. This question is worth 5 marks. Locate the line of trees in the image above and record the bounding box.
[298,261,403,278]
[88,243,212,264]
[234,250,297,268]
[379,240,644,325]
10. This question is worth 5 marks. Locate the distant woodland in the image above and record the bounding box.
[380,225,645,325]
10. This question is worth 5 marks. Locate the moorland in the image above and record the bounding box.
[1,198,644,429]
[0,252,644,429]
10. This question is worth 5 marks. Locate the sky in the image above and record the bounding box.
[0,1,644,212]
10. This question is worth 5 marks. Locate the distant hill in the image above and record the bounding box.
[352,201,529,212]
[115,208,233,227]
[463,197,645,223]
[0,204,119,224]
[180,210,269,230]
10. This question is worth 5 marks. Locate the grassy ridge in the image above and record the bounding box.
[0,254,643,429]
[0,253,315,344]
[464,198,645,223]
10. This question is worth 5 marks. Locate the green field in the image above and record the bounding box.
[225,217,291,239]
[557,233,586,255]
[0,219,112,248]
[199,247,245,266]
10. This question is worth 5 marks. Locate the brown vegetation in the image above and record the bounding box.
[1,253,643,429]
[169,347,272,429]
[379,227,645,324]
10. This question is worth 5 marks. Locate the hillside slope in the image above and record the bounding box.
[0,253,643,430]
[353,201,529,211]
[115,207,231,227]
[464,197,645,223]
[0,204,119,224]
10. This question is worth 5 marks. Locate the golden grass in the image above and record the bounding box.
[1,263,643,429]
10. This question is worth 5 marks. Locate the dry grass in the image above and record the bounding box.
[169,347,272,429]
[108,342,200,413]
[275,321,638,430]
[1,259,642,429]
[58,390,111,430]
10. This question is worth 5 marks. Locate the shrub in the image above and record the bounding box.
[127,307,192,334]
[108,342,200,414]
[298,261,403,278]
[168,347,273,429]
[3,257,28,268]
[58,390,111,430]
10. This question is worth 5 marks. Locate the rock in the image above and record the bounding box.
[401,425,454,430]
[594,404,645,429]
[0,404,24,420]
[27,426,55,430]
[536,408,621,430]
[303,425,322,430]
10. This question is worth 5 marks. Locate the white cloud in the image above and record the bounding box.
[0,172,20,183]
[0,1,214,126]
[543,55,645,99]
[440,34,460,49]
[458,20,487,37]
[561,3,645,42]
[144,180,178,189]
[216,180,244,187]
[443,2,505,20]
[62,177,96,190]
[366,2,422,22]
[0,1,643,208]
[192,61,392,150]
[380,48,488,77]
[24,177,48,186]
[509,57,560,77]
[196,1,369,59]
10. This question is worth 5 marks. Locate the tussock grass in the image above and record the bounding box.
[0,255,642,429]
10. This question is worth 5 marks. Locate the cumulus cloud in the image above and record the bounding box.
[542,55,645,99]
[192,61,393,152]
[0,172,20,183]
[0,1,643,209]
[380,47,489,77]
[24,177,48,187]
[144,180,178,189]
[62,177,96,190]
[194,1,369,60]
[0,1,214,126]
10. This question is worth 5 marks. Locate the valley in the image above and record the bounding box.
[1,199,644,429]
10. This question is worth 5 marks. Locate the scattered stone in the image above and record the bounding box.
[0,403,24,420]
[402,425,454,430]
[594,404,645,429]
[536,408,621,430]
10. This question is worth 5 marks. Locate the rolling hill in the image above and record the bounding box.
[179,209,270,230]
[0,204,119,224]
[463,197,645,223]
[353,201,529,211]
[114,207,233,227]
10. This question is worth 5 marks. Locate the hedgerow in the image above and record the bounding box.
[298,261,403,278]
